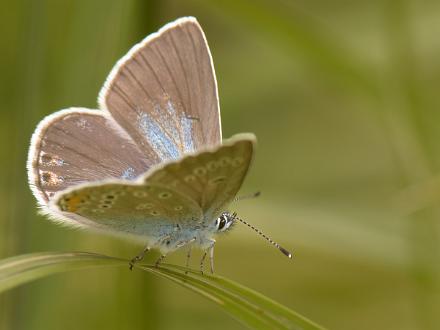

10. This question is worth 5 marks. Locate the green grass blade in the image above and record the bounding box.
[0,252,127,293]
[147,264,325,330]
[162,264,323,329]
[0,252,325,330]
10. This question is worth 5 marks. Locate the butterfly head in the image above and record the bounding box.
[216,211,293,259]
[215,212,237,233]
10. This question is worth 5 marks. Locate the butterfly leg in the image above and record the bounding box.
[200,251,207,274]
[186,246,192,271]
[209,242,215,274]
[169,237,196,274]
[183,238,197,273]
[154,254,167,268]
[200,240,216,275]
[129,245,150,270]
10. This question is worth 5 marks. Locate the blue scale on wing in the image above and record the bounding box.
[137,101,195,161]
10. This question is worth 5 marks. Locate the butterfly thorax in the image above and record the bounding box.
[151,211,236,253]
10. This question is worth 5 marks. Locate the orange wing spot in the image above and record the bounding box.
[63,195,85,212]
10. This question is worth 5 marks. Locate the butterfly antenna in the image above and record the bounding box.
[233,191,261,203]
[232,213,292,258]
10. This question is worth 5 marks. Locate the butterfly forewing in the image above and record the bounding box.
[145,134,255,220]
[28,109,150,205]
[99,17,221,162]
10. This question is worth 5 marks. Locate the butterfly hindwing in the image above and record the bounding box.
[145,133,256,220]
[53,181,202,238]
[99,17,221,161]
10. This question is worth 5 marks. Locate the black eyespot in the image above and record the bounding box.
[218,217,227,230]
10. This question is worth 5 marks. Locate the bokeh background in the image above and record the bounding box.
[1,0,440,329]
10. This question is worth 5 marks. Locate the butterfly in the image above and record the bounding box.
[27,17,291,273]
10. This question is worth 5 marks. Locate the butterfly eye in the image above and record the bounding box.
[218,217,227,230]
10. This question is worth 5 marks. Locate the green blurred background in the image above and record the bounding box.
[1,0,440,329]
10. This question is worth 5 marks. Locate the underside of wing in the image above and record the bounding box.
[143,133,256,220]
[48,134,254,235]
[99,17,221,160]
[51,181,203,239]
[27,108,150,205]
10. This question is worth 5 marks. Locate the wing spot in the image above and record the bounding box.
[193,167,207,176]
[150,210,160,216]
[184,175,196,183]
[75,118,92,130]
[40,153,64,166]
[207,161,218,171]
[136,203,153,210]
[219,157,231,167]
[209,176,227,185]
[102,194,116,200]
[40,171,64,186]
[174,205,183,211]
[158,192,172,199]
[110,190,126,196]
[133,191,148,198]
[145,185,153,191]
[232,157,244,167]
